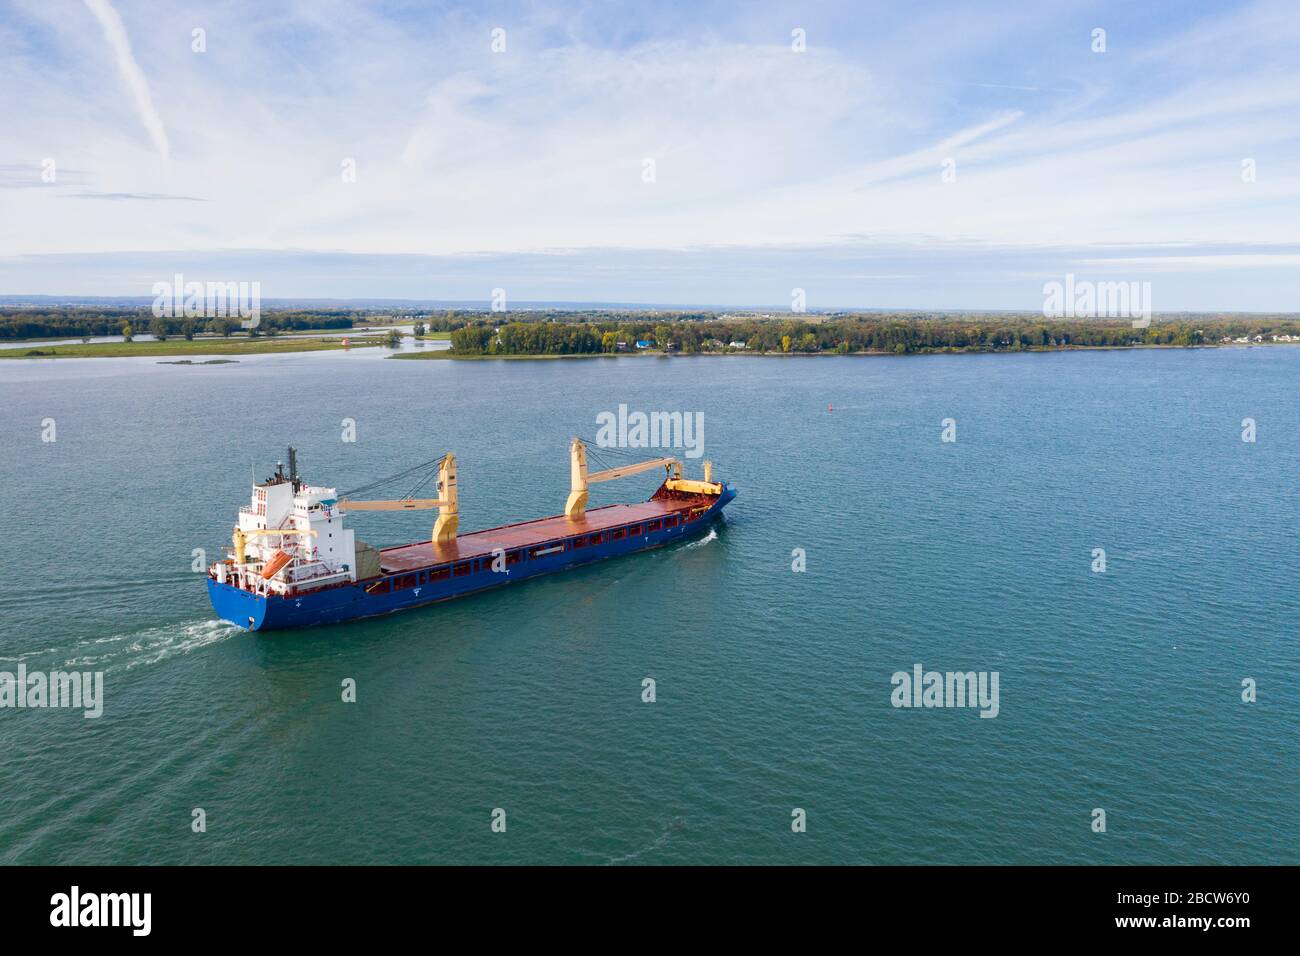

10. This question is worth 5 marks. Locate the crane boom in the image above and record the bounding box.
[337,498,447,510]
[334,454,460,545]
[587,457,678,483]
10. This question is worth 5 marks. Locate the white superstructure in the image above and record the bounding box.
[211,453,358,595]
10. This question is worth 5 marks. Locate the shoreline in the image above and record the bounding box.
[0,337,387,359]
[0,329,449,358]
[0,338,1287,362]
[390,342,1289,361]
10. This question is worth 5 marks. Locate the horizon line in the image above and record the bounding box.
[1,295,1297,318]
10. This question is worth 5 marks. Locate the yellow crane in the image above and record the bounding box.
[665,459,720,496]
[337,454,459,544]
[564,438,720,520]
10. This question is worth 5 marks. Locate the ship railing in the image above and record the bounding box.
[283,561,338,584]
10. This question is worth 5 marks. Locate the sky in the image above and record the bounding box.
[1,0,1298,310]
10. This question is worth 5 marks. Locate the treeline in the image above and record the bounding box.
[11,305,1300,354]
[0,308,138,339]
[452,323,602,354]
[0,308,354,340]
[450,315,1300,356]
[0,306,483,340]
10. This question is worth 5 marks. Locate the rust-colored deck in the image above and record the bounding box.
[378,499,690,573]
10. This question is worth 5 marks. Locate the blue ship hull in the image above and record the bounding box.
[209,485,735,631]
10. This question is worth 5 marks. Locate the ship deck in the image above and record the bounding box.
[377,499,692,573]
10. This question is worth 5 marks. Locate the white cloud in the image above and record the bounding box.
[81,0,169,160]
[1080,254,1300,270]
[0,0,1298,309]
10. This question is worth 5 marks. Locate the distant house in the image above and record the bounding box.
[635,340,652,349]
[615,341,629,352]
[728,340,747,349]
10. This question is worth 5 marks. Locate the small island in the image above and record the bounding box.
[395,310,1300,359]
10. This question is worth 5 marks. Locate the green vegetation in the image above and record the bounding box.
[440,313,1300,357]
[0,307,360,341]
[450,323,604,353]
[6,304,1298,361]
[1,337,382,359]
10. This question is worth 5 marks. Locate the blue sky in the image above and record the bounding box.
[1,0,1298,310]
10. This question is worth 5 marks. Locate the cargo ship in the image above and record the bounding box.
[207,440,736,630]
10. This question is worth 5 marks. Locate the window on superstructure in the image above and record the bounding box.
[647,520,661,532]
[612,528,626,540]
[453,563,471,577]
